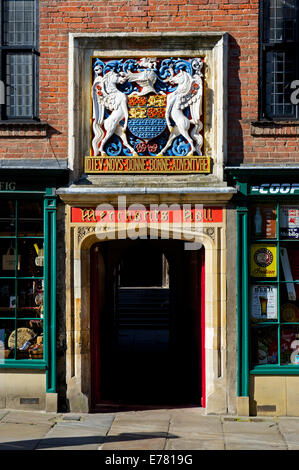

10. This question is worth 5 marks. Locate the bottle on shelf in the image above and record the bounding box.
[254,206,263,236]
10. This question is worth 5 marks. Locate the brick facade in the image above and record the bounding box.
[1,0,298,165]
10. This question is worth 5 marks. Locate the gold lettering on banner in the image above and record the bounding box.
[183,209,193,222]
[195,210,203,222]
[204,208,213,222]
[84,156,210,174]
[161,211,169,222]
[81,208,96,222]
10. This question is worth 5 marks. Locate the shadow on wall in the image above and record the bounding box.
[56,202,68,412]
[227,34,243,167]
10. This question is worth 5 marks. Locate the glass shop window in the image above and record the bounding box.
[0,199,44,361]
[250,203,299,367]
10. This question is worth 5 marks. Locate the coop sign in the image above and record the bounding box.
[250,183,299,195]
[85,56,210,174]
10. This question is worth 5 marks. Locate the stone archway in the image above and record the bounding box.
[65,223,226,413]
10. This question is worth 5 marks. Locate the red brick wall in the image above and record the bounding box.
[1,0,299,165]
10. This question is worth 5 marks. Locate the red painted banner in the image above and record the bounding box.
[71,206,223,224]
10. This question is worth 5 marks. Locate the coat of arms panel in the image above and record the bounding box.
[85,56,210,174]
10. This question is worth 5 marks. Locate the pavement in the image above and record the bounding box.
[0,407,298,451]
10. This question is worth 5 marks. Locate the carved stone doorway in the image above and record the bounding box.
[90,238,205,410]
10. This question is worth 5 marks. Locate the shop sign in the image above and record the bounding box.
[250,244,277,278]
[0,181,16,191]
[71,206,223,224]
[250,284,277,320]
[250,183,299,195]
[85,56,210,175]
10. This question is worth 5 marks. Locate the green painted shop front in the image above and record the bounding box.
[0,169,67,411]
[229,168,299,416]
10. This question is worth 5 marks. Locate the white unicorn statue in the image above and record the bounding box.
[158,59,203,157]
[91,65,137,156]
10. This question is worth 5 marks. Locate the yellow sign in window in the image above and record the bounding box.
[250,245,277,278]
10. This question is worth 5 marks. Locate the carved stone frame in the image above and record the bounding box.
[68,32,228,182]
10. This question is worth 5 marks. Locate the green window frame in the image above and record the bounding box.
[0,190,56,393]
[237,200,299,397]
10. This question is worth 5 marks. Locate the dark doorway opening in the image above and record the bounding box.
[90,239,205,410]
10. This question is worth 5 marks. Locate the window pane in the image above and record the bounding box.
[5,53,33,118]
[250,204,277,239]
[13,320,43,359]
[17,239,43,277]
[265,50,297,119]
[0,280,16,318]
[0,320,15,360]
[280,298,299,322]
[264,0,298,43]
[281,326,299,365]
[0,200,16,236]
[0,239,18,276]
[17,279,43,318]
[250,284,278,321]
[251,326,278,365]
[3,0,36,46]
[280,205,299,239]
[18,200,43,236]
[279,245,299,283]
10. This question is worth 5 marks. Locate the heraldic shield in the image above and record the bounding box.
[91,57,204,159]
[127,94,167,155]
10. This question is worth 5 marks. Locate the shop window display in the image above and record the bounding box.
[0,199,44,361]
[250,203,299,367]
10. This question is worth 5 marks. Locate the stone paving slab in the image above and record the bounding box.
[169,415,223,436]
[0,422,52,450]
[277,418,299,450]
[36,423,108,450]
[222,417,287,450]
[36,413,116,450]
[1,410,59,425]
[165,437,225,450]
[278,417,299,433]
[102,411,170,450]
[100,435,167,450]
[224,434,287,450]
[222,417,278,434]
[0,409,299,450]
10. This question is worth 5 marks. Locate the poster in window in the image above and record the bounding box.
[280,206,299,239]
[250,244,277,278]
[250,284,278,320]
[252,204,277,239]
[279,247,299,300]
